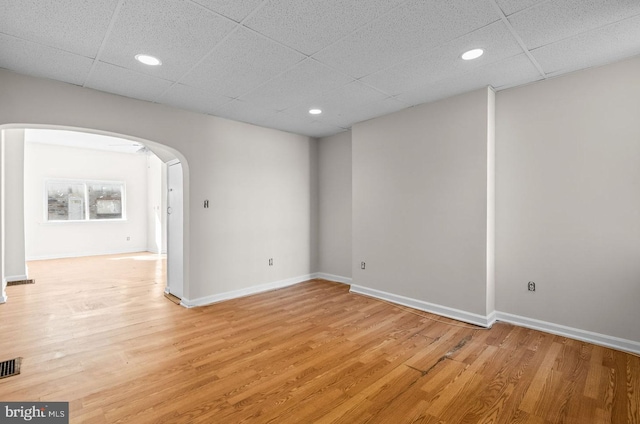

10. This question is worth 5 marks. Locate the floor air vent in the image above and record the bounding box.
[7,279,35,286]
[0,358,22,379]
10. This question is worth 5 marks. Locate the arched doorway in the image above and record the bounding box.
[0,125,187,305]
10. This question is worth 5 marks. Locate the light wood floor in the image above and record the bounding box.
[0,253,638,423]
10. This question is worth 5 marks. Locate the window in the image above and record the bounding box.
[46,180,125,221]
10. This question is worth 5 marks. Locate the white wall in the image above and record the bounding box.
[2,129,27,281]
[24,141,148,259]
[352,88,493,320]
[0,68,316,303]
[146,153,166,254]
[187,117,316,299]
[495,55,640,343]
[317,131,352,280]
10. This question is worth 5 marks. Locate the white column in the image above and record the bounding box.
[1,130,7,303]
[2,129,27,284]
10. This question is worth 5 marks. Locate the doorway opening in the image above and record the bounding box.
[0,126,187,305]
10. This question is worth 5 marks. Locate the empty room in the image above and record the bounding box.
[1,1,639,423]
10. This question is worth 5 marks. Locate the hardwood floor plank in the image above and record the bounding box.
[0,253,638,423]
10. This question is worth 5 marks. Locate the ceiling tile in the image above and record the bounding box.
[532,14,640,75]
[265,112,347,138]
[494,0,547,16]
[159,84,233,115]
[397,53,542,106]
[180,27,305,99]
[0,0,119,58]
[313,0,501,78]
[0,34,94,86]
[212,100,279,125]
[238,59,353,111]
[85,62,173,102]
[244,0,405,55]
[190,0,264,22]
[329,97,410,129]
[281,81,387,123]
[99,0,236,81]
[508,0,640,49]
[362,21,523,96]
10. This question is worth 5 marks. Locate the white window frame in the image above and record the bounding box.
[44,178,127,222]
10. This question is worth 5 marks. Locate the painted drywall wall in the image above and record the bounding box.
[0,68,315,302]
[317,131,352,280]
[495,55,640,343]
[2,129,27,280]
[352,88,492,317]
[146,153,166,254]
[24,141,148,259]
[186,117,315,299]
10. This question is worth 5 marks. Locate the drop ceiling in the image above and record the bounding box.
[2,0,640,138]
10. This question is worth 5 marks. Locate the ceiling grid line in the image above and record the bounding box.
[154,0,274,104]
[487,0,547,79]
[153,25,243,103]
[82,0,127,88]
[3,0,640,137]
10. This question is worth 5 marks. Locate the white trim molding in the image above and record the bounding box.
[4,274,29,282]
[349,284,495,328]
[495,312,640,355]
[314,273,352,285]
[26,247,149,261]
[0,278,7,304]
[180,274,317,308]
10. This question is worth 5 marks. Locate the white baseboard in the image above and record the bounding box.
[349,284,494,328]
[26,247,149,261]
[495,311,640,355]
[314,272,352,285]
[5,274,29,282]
[181,274,316,308]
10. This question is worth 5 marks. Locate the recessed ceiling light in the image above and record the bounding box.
[309,108,322,115]
[135,54,162,66]
[461,48,484,61]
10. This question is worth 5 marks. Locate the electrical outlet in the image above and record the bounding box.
[361,262,366,270]
[126,236,130,241]
[268,258,273,266]
[528,281,535,292]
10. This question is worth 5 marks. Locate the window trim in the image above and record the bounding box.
[44,178,127,223]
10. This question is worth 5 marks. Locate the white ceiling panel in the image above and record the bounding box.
[397,53,542,106]
[0,0,119,58]
[190,0,265,22]
[180,27,305,99]
[0,34,94,86]
[99,0,236,81]
[361,21,524,96]
[326,97,410,129]
[85,62,173,102]
[508,0,640,49]
[25,129,144,154]
[494,0,547,16]
[244,0,406,55]
[532,14,640,76]
[313,0,501,78]
[266,112,347,138]
[238,59,353,111]
[160,83,232,115]
[4,0,640,138]
[281,81,387,123]
[212,99,279,125]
